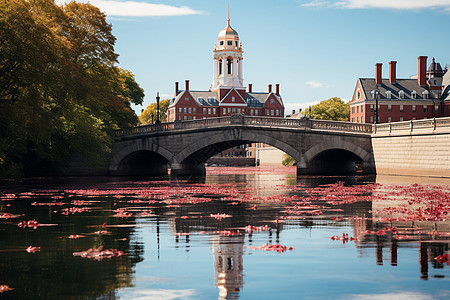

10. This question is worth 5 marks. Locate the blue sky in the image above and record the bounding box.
[56,0,450,114]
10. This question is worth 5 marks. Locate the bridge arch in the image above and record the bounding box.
[300,139,374,174]
[109,141,173,176]
[171,128,302,175]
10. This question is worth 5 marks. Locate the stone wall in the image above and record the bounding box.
[372,121,450,177]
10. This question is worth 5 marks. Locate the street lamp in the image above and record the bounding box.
[155,92,161,124]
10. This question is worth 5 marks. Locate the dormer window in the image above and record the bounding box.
[411,90,417,99]
[398,90,405,99]
[357,91,361,100]
[422,90,429,99]
[386,91,392,99]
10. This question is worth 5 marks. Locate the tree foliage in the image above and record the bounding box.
[281,153,296,166]
[0,0,144,178]
[139,99,170,125]
[302,97,350,121]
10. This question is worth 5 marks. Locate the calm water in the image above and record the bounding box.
[1,167,449,300]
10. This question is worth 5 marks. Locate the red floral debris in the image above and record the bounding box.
[26,246,41,253]
[68,234,86,239]
[210,213,232,220]
[0,285,14,293]
[247,243,293,253]
[18,220,40,229]
[73,246,124,260]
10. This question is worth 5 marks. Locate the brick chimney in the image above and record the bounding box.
[174,81,179,97]
[418,56,428,86]
[375,63,382,85]
[275,84,280,95]
[292,109,295,115]
[268,84,272,93]
[185,80,190,91]
[389,61,397,84]
[248,83,253,93]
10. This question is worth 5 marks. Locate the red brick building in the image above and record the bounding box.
[167,17,284,122]
[350,56,450,124]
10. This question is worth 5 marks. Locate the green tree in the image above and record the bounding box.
[302,97,350,121]
[0,0,144,178]
[281,153,296,166]
[139,99,170,125]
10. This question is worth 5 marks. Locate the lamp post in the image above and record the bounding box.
[373,89,379,124]
[155,92,161,124]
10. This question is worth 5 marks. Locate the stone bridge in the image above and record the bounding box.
[110,114,375,176]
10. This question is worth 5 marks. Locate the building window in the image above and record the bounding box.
[386,91,391,99]
[400,105,404,113]
[435,105,439,113]
[370,105,374,112]
[193,116,196,120]
[231,96,235,102]
[227,58,232,74]
[188,107,191,113]
[213,108,216,114]
[220,41,224,46]
[424,105,428,113]
[227,40,232,46]
[357,106,359,113]
[357,91,361,100]
[361,106,364,113]
[276,110,279,116]
[399,90,405,99]
[193,107,196,113]
[179,116,182,120]
[412,105,416,112]
[388,104,392,113]
[184,116,187,120]
[208,108,211,114]
[219,59,222,75]
[270,99,274,104]
[370,116,373,123]
[223,108,226,114]
[388,117,392,123]
[357,116,359,123]
[411,90,417,99]
[255,110,258,116]
[352,107,355,114]
[271,109,274,116]
[400,117,404,121]
[179,107,182,113]
[184,107,187,113]
[228,108,231,113]
[203,108,206,114]
[250,109,254,116]
[266,110,269,116]
[361,116,364,122]
[185,97,189,101]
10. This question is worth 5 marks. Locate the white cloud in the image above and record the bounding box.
[305,81,324,88]
[55,0,205,17]
[119,288,197,300]
[301,0,450,11]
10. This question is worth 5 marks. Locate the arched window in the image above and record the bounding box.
[219,59,222,75]
[227,58,232,74]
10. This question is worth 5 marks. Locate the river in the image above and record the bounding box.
[0,166,449,299]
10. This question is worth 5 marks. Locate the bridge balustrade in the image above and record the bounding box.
[118,115,375,137]
[372,117,450,134]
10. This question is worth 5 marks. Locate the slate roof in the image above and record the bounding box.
[359,78,431,100]
[169,90,283,107]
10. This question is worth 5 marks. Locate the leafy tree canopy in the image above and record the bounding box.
[139,99,170,125]
[302,97,350,121]
[0,0,144,178]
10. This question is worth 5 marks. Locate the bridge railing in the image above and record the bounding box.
[372,117,450,134]
[117,115,374,137]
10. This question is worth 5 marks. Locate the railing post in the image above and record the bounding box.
[410,120,413,133]
[432,117,436,130]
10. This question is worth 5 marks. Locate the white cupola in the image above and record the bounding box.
[211,14,244,91]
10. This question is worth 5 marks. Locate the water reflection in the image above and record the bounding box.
[0,169,449,299]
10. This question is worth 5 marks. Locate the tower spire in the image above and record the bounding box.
[227,4,230,26]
